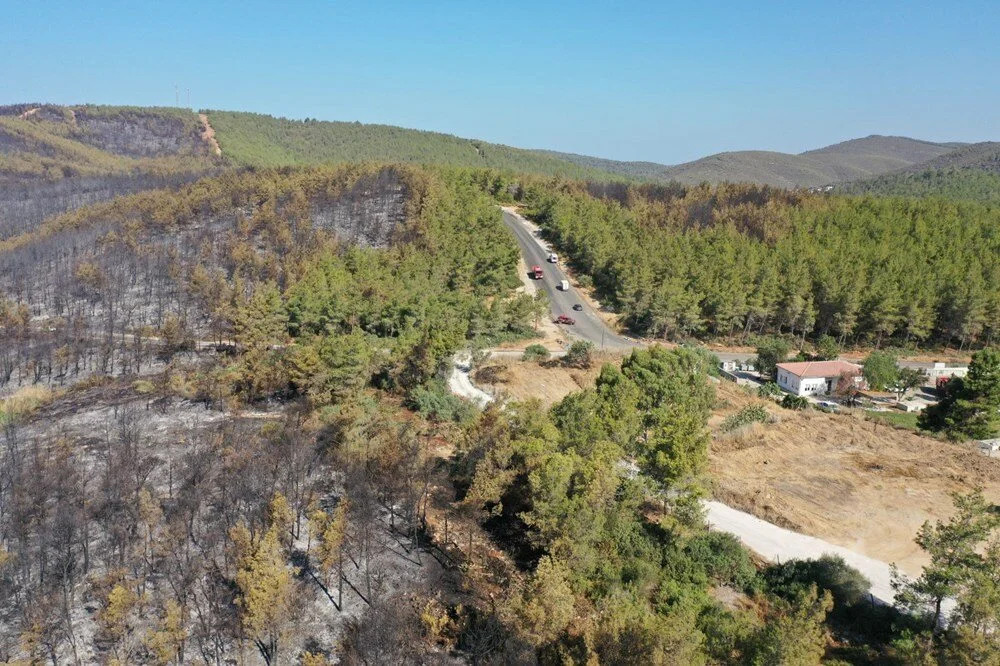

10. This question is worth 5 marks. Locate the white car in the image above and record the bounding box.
[548,253,559,263]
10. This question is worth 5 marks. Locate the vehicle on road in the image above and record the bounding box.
[531,265,544,279]
[816,400,840,412]
[554,315,576,325]
[548,252,559,263]
[558,279,569,290]
[572,303,583,311]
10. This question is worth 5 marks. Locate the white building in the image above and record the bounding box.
[924,362,968,384]
[776,360,862,397]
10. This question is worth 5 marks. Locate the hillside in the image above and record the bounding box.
[834,142,1000,202]
[896,141,1000,173]
[204,110,613,179]
[835,168,1000,203]
[0,104,221,239]
[0,104,217,177]
[541,135,963,188]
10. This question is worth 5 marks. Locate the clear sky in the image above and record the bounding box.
[3,0,998,163]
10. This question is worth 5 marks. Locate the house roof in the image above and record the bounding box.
[777,360,861,379]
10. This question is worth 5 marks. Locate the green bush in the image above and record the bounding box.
[757,382,781,398]
[522,344,551,363]
[563,340,594,368]
[780,394,809,410]
[763,555,871,614]
[684,532,757,590]
[406,380,476,423]
[721,404,770,432]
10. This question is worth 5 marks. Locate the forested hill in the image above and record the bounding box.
[204,110,613,179]
[834,142,1000,202]
[540,135,964,188]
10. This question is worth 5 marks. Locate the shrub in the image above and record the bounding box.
[755,337,790,381]
[721,404,770,432]
[684,345,722,377]
[522,344,550,363]
[757,382,781,398]
[814,334,841,361]
[0,385,54,425]
[780,394,809,410]
[406,380,476,423]
[684,532,757,590]
[563,340,594,369]
[763,555,871,615]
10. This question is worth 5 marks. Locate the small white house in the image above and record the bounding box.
[925,362,968,384]
[776,360,862,397]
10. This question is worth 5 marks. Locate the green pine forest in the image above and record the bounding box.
[205,110,613,178]
[515,179,1000,349]
[835,168,1000,204]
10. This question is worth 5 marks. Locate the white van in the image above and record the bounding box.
[559,279,569,291]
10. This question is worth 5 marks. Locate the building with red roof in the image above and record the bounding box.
[776,360,862,397]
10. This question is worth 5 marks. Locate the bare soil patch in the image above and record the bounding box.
[199,112,222,156]
[468,357,1000,577]
[472,354,624,406]
[709,381,1000,575]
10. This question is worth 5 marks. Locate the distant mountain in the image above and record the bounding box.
[892,141,1000,174]
[541,136,965,188]
[2,102,993,212]
[834,142,1000,203]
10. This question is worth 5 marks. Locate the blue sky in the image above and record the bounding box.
[3,0,998,163]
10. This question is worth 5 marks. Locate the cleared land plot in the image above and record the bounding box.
[709,381,1000,576]
[474,356,1000,577]
[472,353,621,406]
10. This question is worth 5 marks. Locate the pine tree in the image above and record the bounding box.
[233,525,297,665]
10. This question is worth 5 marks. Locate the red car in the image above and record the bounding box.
[554,315,576,325]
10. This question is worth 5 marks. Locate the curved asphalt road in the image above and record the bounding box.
[501,207,638,351]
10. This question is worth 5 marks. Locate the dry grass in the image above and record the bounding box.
[709,381,1000,575]
[473,353,626,406]
[0,385,56,423]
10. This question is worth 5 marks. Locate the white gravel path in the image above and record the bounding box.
[448,351,493,408]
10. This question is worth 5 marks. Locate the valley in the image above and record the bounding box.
[0,102,998,664]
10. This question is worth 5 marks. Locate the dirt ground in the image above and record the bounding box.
[199,113,222,156]
[472,355,1000,576]
[709,381,1000,575]
[473,353,624,406]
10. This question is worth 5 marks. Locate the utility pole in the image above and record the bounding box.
[186,88,190,108]
[174,85,178,107]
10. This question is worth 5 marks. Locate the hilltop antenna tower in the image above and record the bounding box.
[175,85,179,107]
[186,88,190,108]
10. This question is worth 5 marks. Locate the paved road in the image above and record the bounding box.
[501,207,637,351]
[501,207,952,381]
